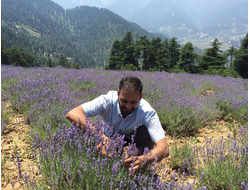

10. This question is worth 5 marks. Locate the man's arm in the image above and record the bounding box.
[124,137,169,175]
[66,106,88,132]
[66,105,103,134]
[66,106,110,154]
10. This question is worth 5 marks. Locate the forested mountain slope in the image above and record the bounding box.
[1,0,160,68]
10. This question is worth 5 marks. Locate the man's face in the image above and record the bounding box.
[117,89,143,118]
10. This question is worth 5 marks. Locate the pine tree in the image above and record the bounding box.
[120,32,137,69]
[177,42,197,73]
[108,39,123,70]
[149,37,162,70]
[233,34,248,78]
[6,46,38,67]
[168,37,181,70]
[58,54,70,68]
[72,62,81,69]
[135,35,150,71]
[199,38,227,71]
[46,58,56,67]
[158,38,169,71]
[1,40,10,65]
[225,46,236,68]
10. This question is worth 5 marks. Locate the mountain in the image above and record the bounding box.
[126,0,199,37]
[54,0,248,49]
[113,0,248,49]
[1,0,162,68]
[106,0,140,20]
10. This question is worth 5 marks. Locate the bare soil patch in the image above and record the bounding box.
[1,105,40,190]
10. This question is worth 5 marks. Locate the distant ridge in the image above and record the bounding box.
[1,0,164,68]
[52,0,248,49]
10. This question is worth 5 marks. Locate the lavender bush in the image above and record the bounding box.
[25,121,171,189]
[1,101,8,134]
[12,124,248,190]
[1,80,14,135]
[2,65,248,189]
[2,66,247,137]
[195,126,248,189]
[170,126,248,190]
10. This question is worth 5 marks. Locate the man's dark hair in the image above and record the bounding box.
[119,76,143,94]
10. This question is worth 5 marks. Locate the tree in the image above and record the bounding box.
[233,34,248,78]
[1,40,10,65]
[177,42,197,73]
[225,46,236,68]
[120,64,137,71]
[120,32,138,69]
[72,62,81,69]
[158,38,169,71]
[58,54,70,68]
[6,46,38,67]
[199,38,227,71]
[149,37,162,70]
[146,47,156,71]
[168,37,181,70]
[135,35,150,71]
[46,58,56,67]
[107,39,123,70]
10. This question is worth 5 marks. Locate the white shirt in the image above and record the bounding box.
[81,91,165,142]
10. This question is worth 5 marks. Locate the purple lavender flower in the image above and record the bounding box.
[92,157,96,168]
[61,160,67,170]
[78,170,83,178]
[16,154,23,179]
[87,148,91,158]
[51,165,57,176]
[200,172,205,180]
[112,162,120,176]
[24,173,29,186]
[119,180,123,189]
[167,181,175,189]
[31,180,35,188]
[49,178,53,186]
[11,152,15,162]
[170,173,176,181]
[102,176,105,187]
[241,180,248,190]
[37,164,41,174]
[101,158,108,169]
[10,180,14,188]
[47,125,51,135]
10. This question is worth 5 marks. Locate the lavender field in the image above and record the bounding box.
[1,65,248,189]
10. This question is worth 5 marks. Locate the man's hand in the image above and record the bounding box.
[123,138,169,176]
[124,155,147,176]
[96,133,111,156]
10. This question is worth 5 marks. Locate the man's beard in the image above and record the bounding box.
[121,106,134,116]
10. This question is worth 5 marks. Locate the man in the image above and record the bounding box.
[66,76,169,175]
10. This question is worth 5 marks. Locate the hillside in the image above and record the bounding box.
[54,0,248,49]
[1,0,161,68]
[110,0,248,49]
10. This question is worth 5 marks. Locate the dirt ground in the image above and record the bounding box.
[1,104,237,189]
[1,104,40,190]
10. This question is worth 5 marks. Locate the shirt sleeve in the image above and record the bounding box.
[81,94,110,117]
[144,110,165,143]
